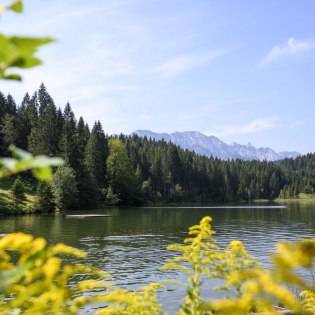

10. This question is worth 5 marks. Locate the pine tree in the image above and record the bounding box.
[0,95,5,155]
[167,145,182,185]
[27,92,39,126]
[84,121,108,192]
[1,113,18,153]
[28,87,60,156]
[10,178,26,210]
[75,116,96,208]
[76,166,98,209]
[6,94,17,116]
[77,117,90,162]
[0,94,18,155]
[59,102,78,169]
[15,94,33,150]
[33,182,55,212]
[0,92,7,122]
[38,83,53,117]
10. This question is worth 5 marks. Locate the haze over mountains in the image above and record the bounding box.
[133,130,300,161]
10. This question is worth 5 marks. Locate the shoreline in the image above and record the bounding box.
[2,198,315,217]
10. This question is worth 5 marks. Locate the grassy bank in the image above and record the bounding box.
[0,178,36,215]
[275,193,315,203]
[0,188,35,214]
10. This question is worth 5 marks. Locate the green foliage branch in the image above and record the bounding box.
[0,0,54,80]
[0,145,63,181]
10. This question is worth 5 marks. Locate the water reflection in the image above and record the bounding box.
[1,203,315,313]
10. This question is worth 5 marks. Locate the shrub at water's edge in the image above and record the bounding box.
[1,216,315,314]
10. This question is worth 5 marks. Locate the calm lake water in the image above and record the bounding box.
[1,203,315,313]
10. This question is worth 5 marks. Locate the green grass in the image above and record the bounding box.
[0,186,36,215]
[299,193,315,199]
[0,190,13,214]
[275,193,315,204]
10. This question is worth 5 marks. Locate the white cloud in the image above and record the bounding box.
[260,37,315,66]
[153,50,226,78]
[206,117,280,137]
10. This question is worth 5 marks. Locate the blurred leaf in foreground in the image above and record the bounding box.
[0,0,54,81]
[0,0,23,14]
[0,35,54,80]
[0,145,64,181]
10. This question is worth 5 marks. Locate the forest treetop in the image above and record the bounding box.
[0,84,314,210]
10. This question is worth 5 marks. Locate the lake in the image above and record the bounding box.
[1,202,315,313]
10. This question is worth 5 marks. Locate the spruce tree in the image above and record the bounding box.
[1,114,18,153]
[28,87,60,156]
[0,94,17,155]
[10,178,26,210]
[16,94,33,150]
[27,92,39,126]
[0,97,5,155]
[77,117,90,162]
[74,116,96,208]
[59,102,78,169]
[84,121,108,192]
[38,83,53,117]
[0,92,7,122]
[6,94,17,116]
[33,182,55,212]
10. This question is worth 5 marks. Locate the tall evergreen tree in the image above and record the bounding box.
[0,94,18,154]
[6,94,17,116]
[10,178,26,210]
[84,121,108,192]
[0,92,7,120]
[33,182,55,212]
[28,87,60,156]
[59,102,78,168]
[0,94,9,155]
[29,92,39,120]
[15,94,33,150]
[75,117,96,208]
[77,117,90,162]
[1,113,18,153]
[38,83,53,117]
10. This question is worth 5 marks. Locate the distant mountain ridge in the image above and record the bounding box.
[133,130,300,161]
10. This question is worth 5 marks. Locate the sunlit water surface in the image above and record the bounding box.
[1,203,315,313]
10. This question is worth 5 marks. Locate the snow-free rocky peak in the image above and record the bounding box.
[132,130,300,161]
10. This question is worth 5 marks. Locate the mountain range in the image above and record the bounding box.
[132,130,300,161]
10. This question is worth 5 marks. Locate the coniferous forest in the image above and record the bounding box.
[0,84,315,212]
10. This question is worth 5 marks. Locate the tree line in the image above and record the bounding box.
[0,84,314,211]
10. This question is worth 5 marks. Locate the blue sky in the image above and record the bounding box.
[1,0,315,154]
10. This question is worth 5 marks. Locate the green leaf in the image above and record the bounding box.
[32,166,53,181]
[10,146,33,160]
[10,0,23,13]
[0,0,23,15]
[0,146,64,181]
[0,34,54,81]
[3,73,21,80]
